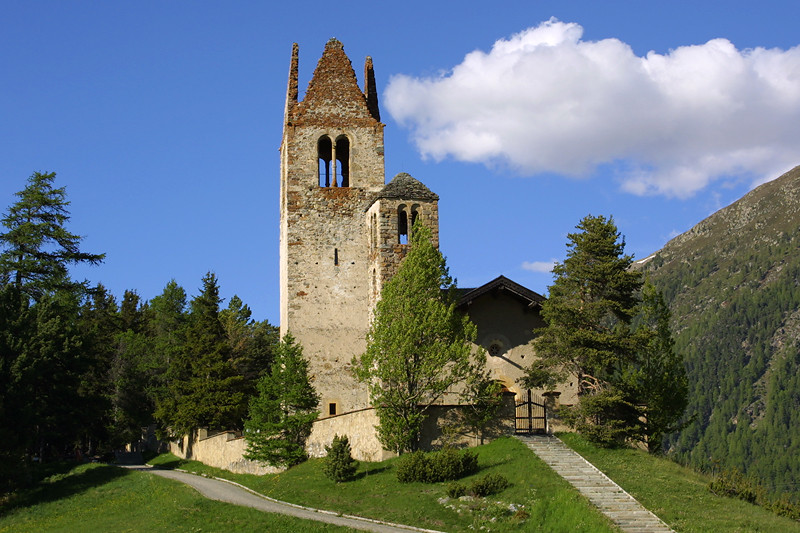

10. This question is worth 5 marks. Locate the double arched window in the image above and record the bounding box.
[397,204,420,245]
[318,135,350,187]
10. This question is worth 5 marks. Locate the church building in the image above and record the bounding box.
[279,39,576,458]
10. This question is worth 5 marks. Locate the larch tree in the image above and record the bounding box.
[244,333,319,467]
[0,171,104,474]
[0,171,104,302]
[353,222,478,454]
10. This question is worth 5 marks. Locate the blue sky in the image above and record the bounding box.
[2,1,799,324]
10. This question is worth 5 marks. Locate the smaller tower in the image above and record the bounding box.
[366,173,439,310]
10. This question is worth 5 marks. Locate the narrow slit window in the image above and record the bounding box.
[334,248,339,266]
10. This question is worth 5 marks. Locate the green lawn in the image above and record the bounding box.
[559,433,800,533]
[150,436,619,532]
[0,462,354,533]
[10,434,784,533]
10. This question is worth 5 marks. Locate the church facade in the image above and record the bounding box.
[279,39,576,457]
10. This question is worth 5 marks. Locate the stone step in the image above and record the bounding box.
[516,435,674,533]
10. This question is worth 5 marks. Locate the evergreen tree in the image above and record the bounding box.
[525,215,642,395]
[220,294,279,394]
[524,215,644,445]
[244,333,318,467]
[169,272,245,435]
[108,289,153,448]
[13,289,89,460]
[353,222,477,454]
[150,280,188,436]
[628,281,688,452]
[0,172,104,476]
[0,171,104,302]
[323,434,359,482]
[76,284,120,454]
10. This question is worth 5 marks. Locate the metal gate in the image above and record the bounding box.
[515,390,547,434]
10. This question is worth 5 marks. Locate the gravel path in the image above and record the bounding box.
[122,465,442,533]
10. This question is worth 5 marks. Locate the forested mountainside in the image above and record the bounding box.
[640,165,800,497]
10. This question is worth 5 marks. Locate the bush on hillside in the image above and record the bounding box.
[396,448,478,483]
[323,435,358,482]
[446,473,510,498]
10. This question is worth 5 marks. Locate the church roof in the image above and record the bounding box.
[456,275,545,309]
[374,173,439,202]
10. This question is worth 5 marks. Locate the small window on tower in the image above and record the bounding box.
[328,403,337,416]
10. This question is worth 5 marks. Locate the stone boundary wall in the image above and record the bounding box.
[307,408,391,462]
[419,392,517,449]
[169,429,281,475]
[165,394,519,474]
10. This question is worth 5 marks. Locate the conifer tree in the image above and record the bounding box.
[244,333,319,467]
[0,171,104,302]
[150,280,189,436]
[524,215,644,445]
[323,434,358,482]
[220,294,279,394]
[525,215,642,394]
[0,172,104,472]
[353,222,477,454]
[170,272,245,435]
[627,281,688,452]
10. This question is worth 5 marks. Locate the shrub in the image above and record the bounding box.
[708,468,758,503]
[396,448,479,483]
[469,473,510,497]
[446,482,467,498]
[396,451,429,483]
[322,435,358,482]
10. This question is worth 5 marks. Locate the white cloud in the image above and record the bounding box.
[521,259,557,273]
[385,18,800,198]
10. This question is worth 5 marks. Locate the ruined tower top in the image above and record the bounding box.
[286,38,381,127]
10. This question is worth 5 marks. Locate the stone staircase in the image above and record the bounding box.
[516,434,673,533]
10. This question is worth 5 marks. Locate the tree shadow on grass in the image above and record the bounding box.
[149,458,184,470]
[0,462,129,518]
[352,465,391,480]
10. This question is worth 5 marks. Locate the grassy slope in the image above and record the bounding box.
[559,433,800,533]
[150,436,618,532]
[0,462,352,533]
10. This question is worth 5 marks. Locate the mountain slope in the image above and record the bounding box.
[640,165,800,496]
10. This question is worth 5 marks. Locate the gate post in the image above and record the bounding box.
[527,389,533,433]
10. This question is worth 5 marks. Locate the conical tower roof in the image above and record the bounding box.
[374,172,439,202]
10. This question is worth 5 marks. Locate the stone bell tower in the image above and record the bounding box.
[279,39,385,415]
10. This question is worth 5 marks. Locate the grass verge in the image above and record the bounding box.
[150,436,618,532]
[559,432,800,533]
[0,462,354,533]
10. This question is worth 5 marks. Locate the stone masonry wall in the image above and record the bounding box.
[306,408,392,462]
[169,430,281,475]
[279,40,386,416]
[367,197,439,310]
